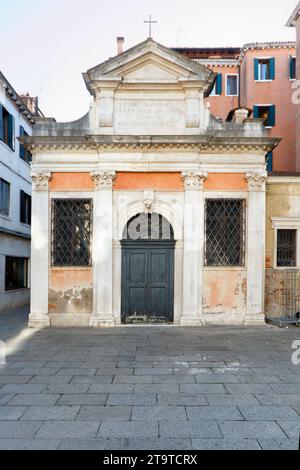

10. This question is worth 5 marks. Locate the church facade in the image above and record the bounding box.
[23,39,279,328]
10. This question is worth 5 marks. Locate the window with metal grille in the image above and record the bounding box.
[51,199,92,267]
[205,199,245,267]
[277,229,297,267]
[123,213,174,240]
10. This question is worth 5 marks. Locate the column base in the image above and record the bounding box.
[244,314,266,326]
[89,315,115,328]
[180,315,205,327]
[28,314,51,328]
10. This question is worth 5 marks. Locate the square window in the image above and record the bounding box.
[205,199,245,267]
[5,257,28,291]
[254,105,276,127]
[226,75,238,96]
[20,191,31,225]
[277,229,297,267]
[51,199,92,267]
[0,178,10,216]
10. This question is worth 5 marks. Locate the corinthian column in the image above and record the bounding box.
[245,170,267,325]
[180,170,207,326]
[28,171,52,328]
[90,171,116,327]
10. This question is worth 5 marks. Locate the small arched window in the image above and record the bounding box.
[123,213,174,241]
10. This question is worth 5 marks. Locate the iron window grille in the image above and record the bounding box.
[51,199,92,267]
[277,229,297,267]
[205,199,245,267]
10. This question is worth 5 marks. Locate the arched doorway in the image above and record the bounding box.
[121,213,175,324]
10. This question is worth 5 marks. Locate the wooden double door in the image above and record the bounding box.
[121,241,175,323]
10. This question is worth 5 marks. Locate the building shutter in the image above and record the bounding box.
[270,58,275,80]
[269,105,276,127]
[0,105,3,141]
[289,56,296,79]
[19,126,25,160]
[254,59,259,80]
[253,105,259,119]
[216,73,222,95]
[8,114,15,150]
[266,151,273,172]
[28,195,32,225]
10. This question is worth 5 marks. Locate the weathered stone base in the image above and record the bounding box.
[243,314,266,327]
[28,314,51,328]
[180,316,205,327]
[50,314,90,327]
[89,316,116,328]
[201,314,245,327]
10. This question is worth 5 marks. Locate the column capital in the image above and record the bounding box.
[31,171,52,191]
[245,170,267,191]
[91,171,116,190]
[181,170,208,190]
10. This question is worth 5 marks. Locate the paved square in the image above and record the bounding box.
[0,307,299,450]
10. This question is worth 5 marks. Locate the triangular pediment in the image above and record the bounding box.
[84,38,215,92]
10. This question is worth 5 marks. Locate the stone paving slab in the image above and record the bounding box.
[219,421,287,439]
[191,439,261,450]
[20,406,80,421]
[160,420,222,438]
[0,308,300,450]
[36,421,101,439]
[98,421,158,438]
[76,406,132,421]
[6,394,60,406]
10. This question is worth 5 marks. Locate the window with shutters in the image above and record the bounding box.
[254,58,275,81]
[253,105,276,128]
[0,178,10,217]
[20,190,31,225]
[290,57,296,80]
[205,199,245,267]
[0,105,15,150]
[277,230,297,267]
[226,74,239,96]
[5,257,28,291]
[19,126,32,164]
[210,73,222,96]
[51,199,92,267]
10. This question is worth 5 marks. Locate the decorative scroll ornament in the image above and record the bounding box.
[91,171,116,190]
[143,190,155,213]
[31,171,52,191]
[181,170,208,190]
[245,170,267,191]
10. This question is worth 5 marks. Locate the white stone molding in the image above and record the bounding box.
[31,171,52,191]
[245,170,267,191]
[181,170,208,190]
[91,171,116,190]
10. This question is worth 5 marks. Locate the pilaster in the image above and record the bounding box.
[180,170,207,326]
[28,171,52,328]
[90,171,116,327]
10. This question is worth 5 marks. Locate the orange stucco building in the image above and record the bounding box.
[174,42,297,172]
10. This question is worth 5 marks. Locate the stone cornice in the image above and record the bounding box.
[21,135,280,154]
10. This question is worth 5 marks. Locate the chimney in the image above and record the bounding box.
[117,37,124,55]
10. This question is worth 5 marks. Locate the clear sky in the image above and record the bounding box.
[0,0,297,121]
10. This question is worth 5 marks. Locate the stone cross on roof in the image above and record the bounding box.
[143,14,158,38]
